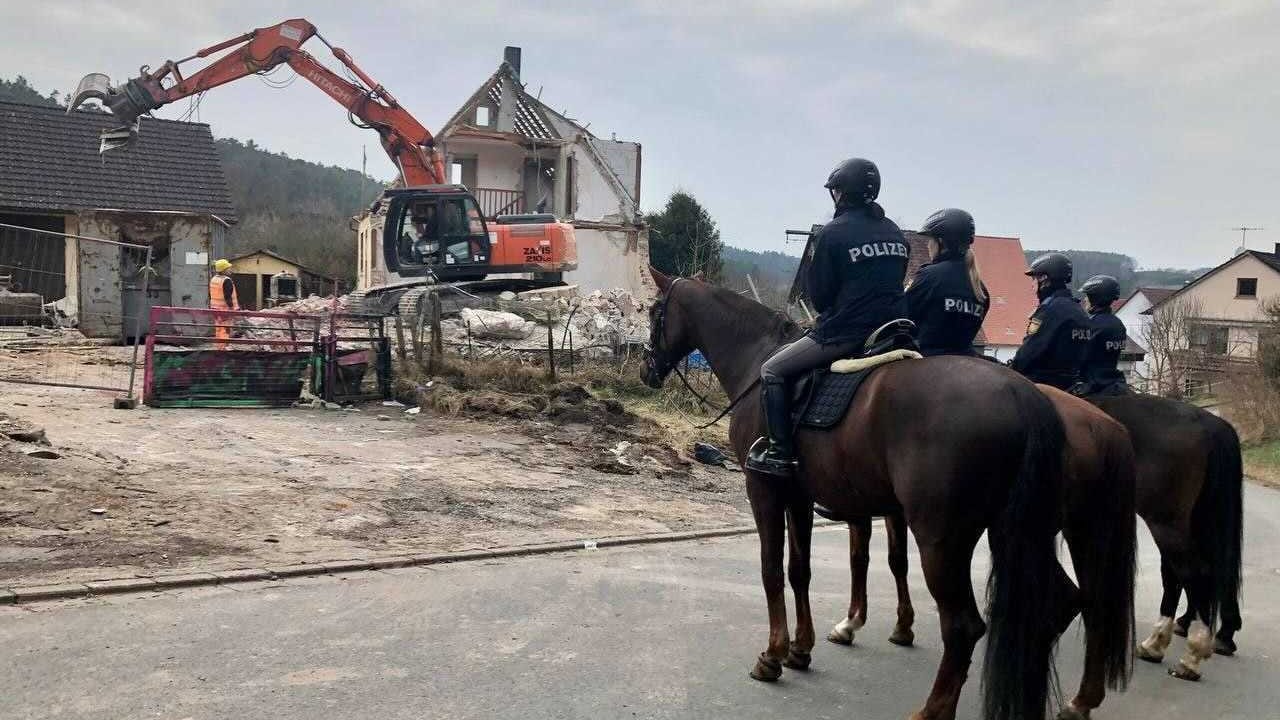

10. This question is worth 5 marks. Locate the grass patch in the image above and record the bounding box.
[1243,438,1280,489]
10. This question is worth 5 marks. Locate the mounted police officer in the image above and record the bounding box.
[906,208,988,356]
[745,158,909,477]
[1076,274,1130,396]
[1009,252,1090,390]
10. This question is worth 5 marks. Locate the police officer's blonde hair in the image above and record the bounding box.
[965,249,987,304]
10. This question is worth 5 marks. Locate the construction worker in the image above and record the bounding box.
[210,258,240,347]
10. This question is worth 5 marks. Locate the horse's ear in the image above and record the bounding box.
[649,265,672,292]
[690,270,706,282]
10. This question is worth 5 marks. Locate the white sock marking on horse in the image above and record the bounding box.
[829,616,865,643]
[1139,616,1175,658]
[1177,620,1214,676]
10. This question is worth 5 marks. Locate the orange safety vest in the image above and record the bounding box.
[209,273,239,311]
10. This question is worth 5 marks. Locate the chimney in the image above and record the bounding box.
[1273,241,1280,256]
[504,46,522,77]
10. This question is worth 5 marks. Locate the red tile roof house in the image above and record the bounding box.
[903,232,1038,361]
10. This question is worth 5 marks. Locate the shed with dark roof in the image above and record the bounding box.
[0,101,237,338]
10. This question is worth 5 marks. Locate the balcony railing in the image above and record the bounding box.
[472,188,525,219]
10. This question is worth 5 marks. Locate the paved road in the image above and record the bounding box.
[3,485,1278,720]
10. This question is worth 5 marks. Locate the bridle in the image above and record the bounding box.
[645,278,759,429]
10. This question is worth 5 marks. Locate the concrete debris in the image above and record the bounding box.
[25,448,60,460]
[459,308,536,340]
[439,288,649,356]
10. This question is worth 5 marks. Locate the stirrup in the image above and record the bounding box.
[746,437,797,477]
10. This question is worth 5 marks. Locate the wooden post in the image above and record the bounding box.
[393,313,408,361]
[428,291,443,372]
[745,273,762,303]
[466,320,473,359]
[546,309,557,382]
[413,296,427,365]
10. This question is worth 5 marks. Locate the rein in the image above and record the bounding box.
[649,277,761,429]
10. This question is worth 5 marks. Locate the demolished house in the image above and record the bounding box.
[0,101,235,339]
[356,47,654,298]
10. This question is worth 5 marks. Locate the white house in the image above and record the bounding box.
[356,47,654,298]
[1114,287,1177,390]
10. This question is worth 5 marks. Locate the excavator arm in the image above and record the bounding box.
[69,18,445,186]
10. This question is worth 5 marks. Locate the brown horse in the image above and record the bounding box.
[830,387,1137,720]
[642,269,1088,720]
[835,392,1242,692]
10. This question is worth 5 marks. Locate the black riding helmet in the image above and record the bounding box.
[824,158,880,204]
[1081,274,1121,304]
[1026,253,1073,284]
[919,208,975,253]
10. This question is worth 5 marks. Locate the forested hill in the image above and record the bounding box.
[1023,249,1206,297]
[214,138,384,282]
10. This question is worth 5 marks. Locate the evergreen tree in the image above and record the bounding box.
[644,191,724,281]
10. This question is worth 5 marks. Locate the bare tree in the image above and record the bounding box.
[1142,295,1204,397]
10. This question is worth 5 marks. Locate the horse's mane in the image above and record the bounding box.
[700,281,803,346]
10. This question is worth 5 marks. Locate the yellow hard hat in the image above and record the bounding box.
[214,259,232,273]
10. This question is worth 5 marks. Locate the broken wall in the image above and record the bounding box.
[69,212,220,339]
[565,228,656,299]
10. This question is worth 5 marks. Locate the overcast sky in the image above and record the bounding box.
[2,1,1276,268]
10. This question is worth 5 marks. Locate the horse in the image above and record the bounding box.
[1092,394,1244,677]
[829,386,1137,720]
[642,268,1097,720]
[832,392,1242,688]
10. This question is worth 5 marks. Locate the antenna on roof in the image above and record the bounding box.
[1231,226,1263,252]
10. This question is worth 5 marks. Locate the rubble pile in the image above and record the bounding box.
[438,289,650,356]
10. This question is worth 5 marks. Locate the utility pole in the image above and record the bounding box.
[1231,226,1263,252]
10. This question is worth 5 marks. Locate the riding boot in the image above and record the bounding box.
[746,379,798,478]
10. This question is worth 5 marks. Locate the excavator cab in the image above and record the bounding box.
[382,187,492,282]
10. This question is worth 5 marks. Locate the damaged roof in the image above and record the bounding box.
[442,62,575,142]
[0,101,237,222]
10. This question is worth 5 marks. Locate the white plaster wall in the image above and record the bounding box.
[1177,253,1280,321]
[573,151,626,222]
[564,228,655,298]
[588,138,639,204]
[169,217,213,309]
[75,214,124,339]
[1116,292,1155,380]
[451,140,525,192]
[985,344,1019,362]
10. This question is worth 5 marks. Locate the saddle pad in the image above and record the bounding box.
[796,350,921,429]
[830,348,922,374]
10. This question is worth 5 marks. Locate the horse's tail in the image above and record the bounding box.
[1192,414,1244,628]
[1078,417,1137,690]
[982,383,1067,720]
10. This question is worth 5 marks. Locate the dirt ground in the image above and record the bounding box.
[0,376,749,588]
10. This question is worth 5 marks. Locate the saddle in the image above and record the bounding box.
[793,319,921,429]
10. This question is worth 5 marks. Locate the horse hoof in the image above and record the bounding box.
[1214,638,1237,657]
[827,627,854,645]
[750,653,783,682]
[888,628,915,647]
[1135,644,1164,663]
[1168,663,1202,682]
[1173,624,1188,638]
[1056,704,1090,720]
[783,649,812,670]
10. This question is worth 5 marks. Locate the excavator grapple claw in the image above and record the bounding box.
[68,73,144,152]
[68,73,116,111]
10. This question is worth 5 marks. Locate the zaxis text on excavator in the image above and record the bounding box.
[69,17,576,291]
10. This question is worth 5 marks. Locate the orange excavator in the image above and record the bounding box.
[69,18,576,287]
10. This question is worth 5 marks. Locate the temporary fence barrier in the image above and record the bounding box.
[318,312,392,404]
[0,222,152,401]
[143,306,322,408]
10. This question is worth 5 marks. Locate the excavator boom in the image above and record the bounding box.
[68,18,445,185]
[70,17,578,285]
